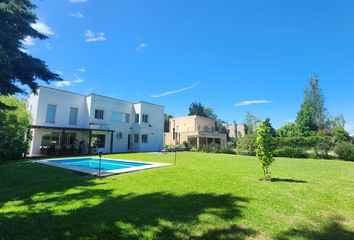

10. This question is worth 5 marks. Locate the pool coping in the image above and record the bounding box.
[33,157,171,177]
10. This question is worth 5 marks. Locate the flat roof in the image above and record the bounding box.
[37,86,164,108]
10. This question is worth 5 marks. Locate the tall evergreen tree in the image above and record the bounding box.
[296,74,329,134]
[188,102,207,117]
[0,0,61,108]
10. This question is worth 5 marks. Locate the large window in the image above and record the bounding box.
[135,114,139,123]
[95,109,104,120]
[69,107,78,125]
[91,134,106,148]
[112,112,130,123]
[41,132,60,146]
[142,134,148,143]
[134,134,139,143]
[46,104,56,123]
[142,114,149,123]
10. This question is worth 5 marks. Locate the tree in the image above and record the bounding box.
[0,96,31,161]
[256,119,275,180]
[164,114,173,132]
[331,114,346,129]
[204,107,218,120]
[296,74,329,133]
[244,112,260,134]
[0,0,61,108]
[296,102,317,136]
[188,102,207,117]
[276,123,298,137]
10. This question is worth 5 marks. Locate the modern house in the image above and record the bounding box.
[227,123,246,139]
[27,86,164,156]
[164,115,227,149]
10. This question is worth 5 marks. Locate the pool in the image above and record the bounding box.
[35,157,169,176]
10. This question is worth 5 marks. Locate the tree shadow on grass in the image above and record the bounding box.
[0,187,256,239]
[275,217,354,240]
[0,160,98,207]
[271,178,307,183]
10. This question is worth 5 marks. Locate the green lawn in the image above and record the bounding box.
[1,153,354,239]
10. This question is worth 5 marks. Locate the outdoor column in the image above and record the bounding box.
[110,131,114,153]
[197,137,200,149]
[61,129,65,151]
[88,130,92,154]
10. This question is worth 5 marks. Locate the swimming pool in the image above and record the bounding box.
[35,157,169,176]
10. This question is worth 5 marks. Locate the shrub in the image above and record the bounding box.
[274,147,308,158]
[236,134,257,156]
[0,97,32,162]
[334,142,354,161]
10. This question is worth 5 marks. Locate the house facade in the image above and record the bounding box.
[164,115,227,149]
[27,86,164,156]
[227,123,246,139]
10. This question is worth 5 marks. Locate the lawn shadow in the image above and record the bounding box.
[275,217,354,240]
[0,183,256,239]
[271,178,307,183]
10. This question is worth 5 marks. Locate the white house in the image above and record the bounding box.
[27,86,164,156]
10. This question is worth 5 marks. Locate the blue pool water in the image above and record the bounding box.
[50,158,150,171]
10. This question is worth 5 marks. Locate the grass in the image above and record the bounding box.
[1,152,354,239]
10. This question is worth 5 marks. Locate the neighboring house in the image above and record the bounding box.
[164,115,227,149]
[227,123,246,139]
[27,86,164,156]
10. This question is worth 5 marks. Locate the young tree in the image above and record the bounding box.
[256,119,275,181]
[244,112,260,134]
[0,96,31,161]
[188,102,207,117]
[0,0,61,108]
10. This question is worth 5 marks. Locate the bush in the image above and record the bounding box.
[334,142,354,161]
[0,96,31,162]
[274,147,308,158]
[197,144,235,155]
[236,134,257,156]
[274,136,333,149]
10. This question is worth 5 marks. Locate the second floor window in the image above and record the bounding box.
[69,107,78,125]
[112,112,130,123]
[142,114,149,123]
[46,104,56,123]
[135,114,139,123]
[95,109,104,120]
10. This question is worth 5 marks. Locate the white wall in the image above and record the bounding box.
[27,87,164,155]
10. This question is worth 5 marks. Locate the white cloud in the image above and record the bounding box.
[85,30,106,42]
[345,123,354,135]
[233,100,272,106]
[78,68,86,72]
[21,36,35,46]
[151,82,200,98]
[56,71,63,75]
[70,12,84,18]
[136,43,147,52]
[56,81,72,87]
[70,0,87,3]
[19,48,29,53]
[31,21,54,36]
[73,78,84,83]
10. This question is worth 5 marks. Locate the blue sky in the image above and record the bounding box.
[24,0,354,133]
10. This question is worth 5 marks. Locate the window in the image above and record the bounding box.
[135,114,139,123]
[116,132,123,139]
[95,109,104,120]
[112,112,130,123]
[142,114,149,123]
[69,107,78,125]
[134,134,139,143]
[91,134,105,148]
[46,104,56,123]
[142,134,148,143]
